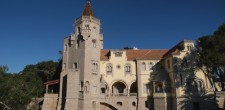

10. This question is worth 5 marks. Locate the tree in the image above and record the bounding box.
[0,60,61,109]
[173,50,217,109]
[198,23,225,90]
[0,65,8,76]
[21,60,59,82]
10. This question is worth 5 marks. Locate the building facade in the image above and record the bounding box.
[42,1,215,110]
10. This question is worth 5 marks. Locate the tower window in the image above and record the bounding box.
[92,62,98,73]
[73,62,78,69]
[84,81,90,92]
[93,26,97,33]
[80,81,84,91]
[85,24,90,29]
[92,39,96,48]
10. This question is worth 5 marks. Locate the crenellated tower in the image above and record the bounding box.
[57,1,103,110]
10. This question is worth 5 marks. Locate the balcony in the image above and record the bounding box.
[104,93,137,97]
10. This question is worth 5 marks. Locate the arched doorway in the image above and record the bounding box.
[112,81,127,96]
[130,81,137,96]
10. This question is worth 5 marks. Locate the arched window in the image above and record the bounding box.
[191,81,198,92]
[187,44,194,51]
[93,26,97,33]
[84,81,90,92]
[124,63,131,73]
[92,39,97,48]
[142,62,146,71]
[92,62,98,72]
[197,80,203,92]
[186,79,204,93]
[106,63,113,73]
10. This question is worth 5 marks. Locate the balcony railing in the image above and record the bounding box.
[104,93,137,97]
[129,93,137,96]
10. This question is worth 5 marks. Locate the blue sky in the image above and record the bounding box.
[0,0,225,73]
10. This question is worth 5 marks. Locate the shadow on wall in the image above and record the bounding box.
[173,51,218,110]
[147,62,172,110]
[61,75,67,110]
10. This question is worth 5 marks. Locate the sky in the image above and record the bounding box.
[0,0,225,73]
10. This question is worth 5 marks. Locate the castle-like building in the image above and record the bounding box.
[42,1,215,110]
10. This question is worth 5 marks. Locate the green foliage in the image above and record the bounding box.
[198,23,225,68]
[0,65,8,75]
[198,23,225,89]
[0,60,61,109]
[22,60,59,82]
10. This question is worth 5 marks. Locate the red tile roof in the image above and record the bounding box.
[101,49,168,61]
[44,79,59,86]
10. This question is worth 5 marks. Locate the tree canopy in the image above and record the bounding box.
[0,60,61,110]
[198,23,225,88]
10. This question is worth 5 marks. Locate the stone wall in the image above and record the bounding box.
[42,94,58,110]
